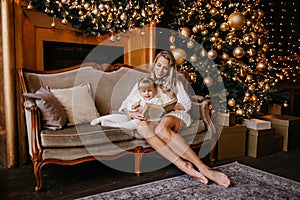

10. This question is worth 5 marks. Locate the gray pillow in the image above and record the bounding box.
[23,87,67,130]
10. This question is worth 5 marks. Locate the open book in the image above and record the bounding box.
[141,98,177,121]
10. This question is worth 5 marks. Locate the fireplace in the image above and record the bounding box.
[43,41,124,70]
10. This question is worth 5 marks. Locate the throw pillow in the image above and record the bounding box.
[49,82,100,126]
[23,87,67,130]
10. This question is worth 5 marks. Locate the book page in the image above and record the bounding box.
[141,103,165,121]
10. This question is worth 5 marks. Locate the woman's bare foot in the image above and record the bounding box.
[181,162,208,185]
[205,169,231,188]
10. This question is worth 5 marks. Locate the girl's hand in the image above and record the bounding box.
[128,111,146,121]
[132,100,141,110]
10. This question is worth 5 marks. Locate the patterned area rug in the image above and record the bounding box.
[78,162,300,200]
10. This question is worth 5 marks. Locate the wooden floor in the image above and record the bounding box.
[1,149,299,200]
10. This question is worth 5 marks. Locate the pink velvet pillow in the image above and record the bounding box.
[23,87,67,130]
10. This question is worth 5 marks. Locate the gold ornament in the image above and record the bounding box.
[215,0,222,7]
[190,54,198,63]
[233,46,245,59]
[181,27,191,38]
[199,24,205,31]
[264,84,270,91]
[203,76,213,87]
[227,98,236,107]
[225,33,237,45]
[258,82,265,89]
[246,75,253,82]
[256,62,267,71]
[283,101,289,107]
[240,68,246,77]
[189,72,197,83]
[51,18,55,28]
[201,29,209,36]
[257,38,263,46]
[169,35,175,44]
[247,48,256,56]
[27,2,33,9]
[262,43,269,52]
[209,7,219,16]
[219,22,229,32]
[187,40,195,49]
[199,49,207,57]
[210,36,217,43]
[257,9,264,19]
[249,32,258,43]
[192,26,199,33]
[209,20,217,29]
[252,95,258,102]
[249,84,255,91]
[62,18,68,25]
[171,48,187,65]
[221,53,229,60]
[243,33,254,44]
[170,44,176,50]
[216,43,222,50]
[236,108,245,116]
[207,49,217,59]
[228,12,246,30]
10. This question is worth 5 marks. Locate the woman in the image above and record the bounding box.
[120,50,230,187]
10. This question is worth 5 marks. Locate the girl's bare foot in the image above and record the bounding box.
[181,162,208,185]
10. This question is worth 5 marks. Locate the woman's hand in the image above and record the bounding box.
[173,103,184,111]
[128,111,146,121]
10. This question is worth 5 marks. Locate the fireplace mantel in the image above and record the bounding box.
[22,10,156,71]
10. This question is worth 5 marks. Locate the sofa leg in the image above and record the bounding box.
[33,161,44,191]
[134,146,144,176]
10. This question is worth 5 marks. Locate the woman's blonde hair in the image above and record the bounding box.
[149,50,178,94]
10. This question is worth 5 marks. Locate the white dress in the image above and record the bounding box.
[119,80,192,127]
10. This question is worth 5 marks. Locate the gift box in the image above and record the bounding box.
[242,118,271,130]
[215,112,236,127]
[246,128,283,158]
[259,115,300,151]
[217,124,247,160]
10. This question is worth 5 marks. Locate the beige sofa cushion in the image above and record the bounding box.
[50,82,100,125]
[41,124,135,147]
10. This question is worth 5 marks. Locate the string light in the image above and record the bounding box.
[263,0,300,83]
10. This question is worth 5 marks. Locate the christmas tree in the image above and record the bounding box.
[167,0,287,118]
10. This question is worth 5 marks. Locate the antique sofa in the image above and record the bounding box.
[19,62,216,191]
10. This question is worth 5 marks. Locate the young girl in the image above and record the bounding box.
[90,77,167,130]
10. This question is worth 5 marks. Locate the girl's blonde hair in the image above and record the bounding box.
[149,50,178,94]
[138,77,157,91]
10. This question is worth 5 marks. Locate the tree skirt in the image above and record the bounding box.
[78,162,300,200]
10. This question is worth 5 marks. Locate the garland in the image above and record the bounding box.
[28,0,164,36]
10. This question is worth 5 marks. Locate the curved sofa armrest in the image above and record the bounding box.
[190,95,216,140]
[23,101,43,160]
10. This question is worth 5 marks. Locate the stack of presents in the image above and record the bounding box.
[214,108,300,160]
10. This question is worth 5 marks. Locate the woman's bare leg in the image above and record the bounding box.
[137,121,208,184]
[155,116,230,187]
